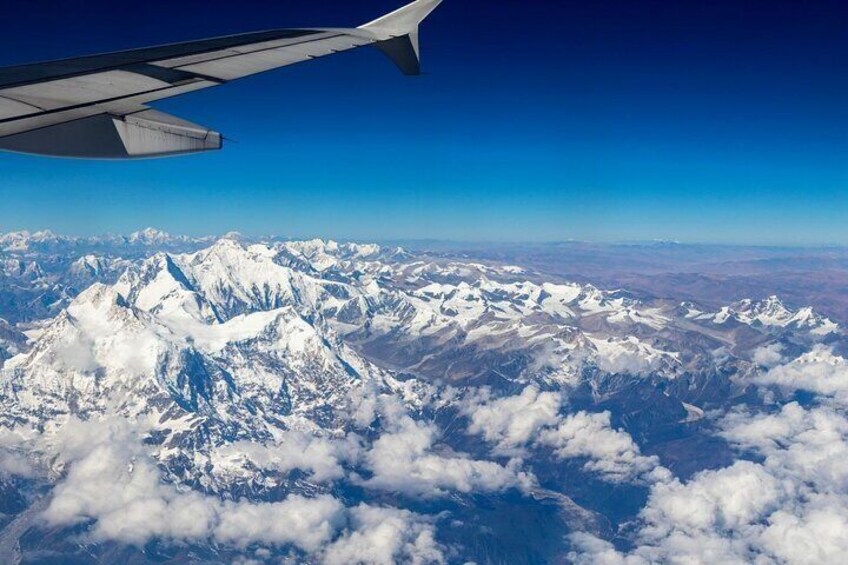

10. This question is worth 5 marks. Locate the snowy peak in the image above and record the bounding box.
[276,239,402,275]
[1,260,403,472]
[3,235,843,395]
[0,229,63,249]
[1,257,44,279]
[173,240,312,321]
[127,227,181,246]
[0,229,62,252]
[693,295,838,335]
[107,239,816,384]
[69,254,130,280]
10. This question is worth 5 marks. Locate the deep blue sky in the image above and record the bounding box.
[0,0,846,244]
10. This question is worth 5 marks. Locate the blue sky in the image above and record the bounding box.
[0,0,847,244]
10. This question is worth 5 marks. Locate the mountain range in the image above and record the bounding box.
[0,230,845,563]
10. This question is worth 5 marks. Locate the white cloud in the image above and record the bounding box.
[721,403,848,497]
[538,411,671,484]
[0,451,35,478]
[25,390,533,562]
[38,417,445,562]
[754,345,848,405]
[571,461,788,564]
[755,496,848,565]
[573,396,848,563]
[462,386,562,454]
[0,427,38,478]
[568,533,648,565]
[209,394,528,501]
[462,387,668,484]
[215,495,346,552]
[42,420,221,545]
[348,386,381,429]
[361,412,532,497]
[752,343,784,368]
[638,461,783,546]
[323,504,444,565]
[211,432,361,483]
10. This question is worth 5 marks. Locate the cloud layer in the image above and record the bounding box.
[41,418,445,563]
[22,392,533,562]
[571,347,848,564]
[361,407,533,497]
[462,386,669,484]
[754,345,848,404]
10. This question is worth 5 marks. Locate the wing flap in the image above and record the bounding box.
[0,80,217,139]
[117,109,222,157]
[0,109,221,159]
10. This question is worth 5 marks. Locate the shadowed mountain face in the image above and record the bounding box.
[0,231,846,564]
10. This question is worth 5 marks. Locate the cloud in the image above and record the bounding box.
[755,496,848,565]
[568,533,647,565]
[0,451,35,478]
[323,505,444,565]
[721,402,848,497]
[361,411,533,497]
[754,345,848,405]
[211,432,362,483]
[462,387,668,484]
[572,385,848,563]
[538,411,671,484]
[28,389,534,561]
[752,343,784,368]
[42,420,221,545]
[462,386,562,454]
[571,461,789,564]
[0,427,38,478]
[209,394,528,501]
[215,495,346,552]
[38,417,445,562]
[637,461,783,549]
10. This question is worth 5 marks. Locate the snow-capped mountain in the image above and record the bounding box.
[0,229,215,325]
[4,235,838,388]
[0,279,423,491]
[0,230,63,253]
[126,227,183,246]
[109,239,716,385]
[1,258,44,280]
[68,255,131,279]
[0,227,209,254]
[688,295,839,336]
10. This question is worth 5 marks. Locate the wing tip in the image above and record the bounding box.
[363,0,442,76]
[360,0,443,35]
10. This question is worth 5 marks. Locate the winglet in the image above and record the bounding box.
[360,0,443,75]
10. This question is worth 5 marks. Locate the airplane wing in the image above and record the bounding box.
[0,0,442,159]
